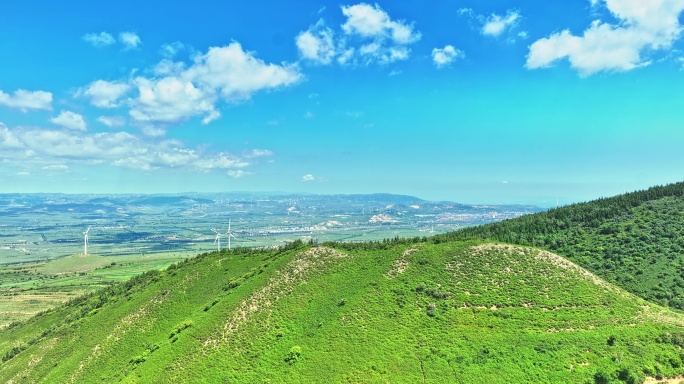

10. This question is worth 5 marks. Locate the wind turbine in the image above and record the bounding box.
[226,219,237,251]
[211,227,222,252]
[83,226,91,255]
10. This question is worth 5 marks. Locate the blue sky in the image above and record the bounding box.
[1,0,684,205]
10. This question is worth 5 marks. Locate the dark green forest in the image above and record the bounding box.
[434,182,684,309]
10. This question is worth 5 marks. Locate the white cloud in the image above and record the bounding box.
[97,116,126,128]
[82,32,116,47]
[16,171,30,176]
[340,3,421,65]
[43,164,69,171]
[186,42,301,100]
[160,41,184,58]
[77,80,131,108]
[296,3,420,66]
[341,3,420,44]
[119,32,142,49]
[432,45,463,67]
[0,122,260,173]
[227,169,250,179]
[301,173,316,182]
[129,76,220,125]
[243,149,274,158]
[482,10,521,37]
[296,22,336,64]
[50,111,87,131]
[304,111,314,119]
[127,42,301,126]
[526,0,684,75]
[0,89,52,111]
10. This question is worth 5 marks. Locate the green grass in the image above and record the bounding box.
[2,241,684,383]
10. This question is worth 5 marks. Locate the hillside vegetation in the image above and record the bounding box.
[2,240,684,383]
[437,182,684,310]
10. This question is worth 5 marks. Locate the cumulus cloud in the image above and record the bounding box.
[82,32,116,47]
[0,122,263,173]
[340,3,420,64]
[77,80,131,108]
[301,173,316,182]
[526,0,684,75]
[119,32,142,49]
[296,22,336,64]
[0,89,52,111]
[50,111,87,131]
[482,10,521,37]
[296,3,420,66]
[129,76,220,125]
[341,3,420,44]
[97,116,126,128]
[127,42,301,126]
[432,45,463,67]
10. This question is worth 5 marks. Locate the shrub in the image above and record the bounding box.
[285,346,302,364]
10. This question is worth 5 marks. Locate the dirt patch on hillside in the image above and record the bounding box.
[203,247,348,350]
[643,376,684,384]
[385,247,418,279]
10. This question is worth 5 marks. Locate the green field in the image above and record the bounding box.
[0,252,185,327]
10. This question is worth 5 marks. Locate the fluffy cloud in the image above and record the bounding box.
[297,3,420,66]
[77,80,131,108]
[296,23,336,64]
[82,32,116,47]
[50,111,87,131]
[341,3,420,44]
[127,42,300,126]
[0,122,262,173]
[527,0,684,75]
[186,43,301,100]
[482,10,521,37]
[301,173,316,182]
[0,89,52,111]
[432,45,463,67]
[119,32,142,49]
[129,76,220,125]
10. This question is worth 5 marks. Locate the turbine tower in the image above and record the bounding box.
[83,226,91,255]
[211,227,222,252]
[226,219,237,250]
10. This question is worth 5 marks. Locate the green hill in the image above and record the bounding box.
[436,182,684,310]
[2,240,684,383]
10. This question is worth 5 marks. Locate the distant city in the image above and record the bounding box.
[0,193,541,264]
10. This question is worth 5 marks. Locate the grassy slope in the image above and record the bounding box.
[437,182,684,310]
[2,242,684,383]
